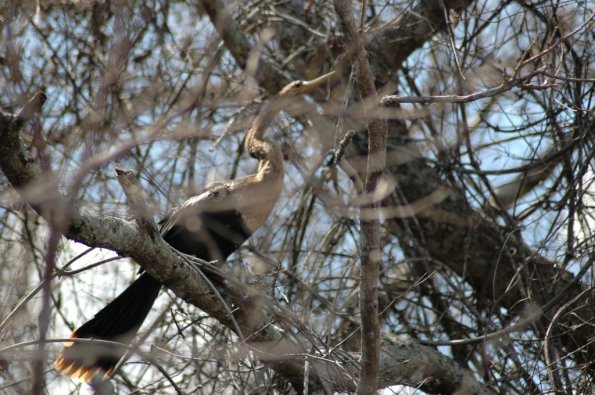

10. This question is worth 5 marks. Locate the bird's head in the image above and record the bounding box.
[278,71,335,97]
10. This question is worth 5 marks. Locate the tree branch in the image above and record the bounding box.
[380,68,551,105]
[333,1,388,393]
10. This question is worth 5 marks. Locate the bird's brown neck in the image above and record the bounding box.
[244,98,287,179]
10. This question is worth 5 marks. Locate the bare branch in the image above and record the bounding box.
[381,69,551,105]
[333,1,388,393]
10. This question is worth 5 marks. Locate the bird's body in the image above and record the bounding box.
[55,71,333,381]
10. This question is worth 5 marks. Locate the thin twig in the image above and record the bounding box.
[440,0,465,80]
[420,305,541,346]
[381,68,549,105]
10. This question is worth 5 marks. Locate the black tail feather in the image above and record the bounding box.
[55,272,161,380]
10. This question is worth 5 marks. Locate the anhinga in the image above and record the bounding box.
[54,71,334,381]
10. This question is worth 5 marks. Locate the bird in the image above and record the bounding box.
[54,71,335,382]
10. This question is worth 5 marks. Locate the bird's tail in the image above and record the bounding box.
[55,272,161,381]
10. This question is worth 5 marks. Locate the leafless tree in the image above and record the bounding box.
[1,1,593,394]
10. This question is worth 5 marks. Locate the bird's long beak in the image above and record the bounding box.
[297,71,336,93]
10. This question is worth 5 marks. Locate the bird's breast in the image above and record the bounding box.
[236,173,284,234]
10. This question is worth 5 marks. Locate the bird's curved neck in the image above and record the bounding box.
[245,99,286,178]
